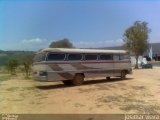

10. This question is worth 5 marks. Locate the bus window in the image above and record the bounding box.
[100,54,113,60]
[47,53,65,61]
[85,54,97,60]
[68,54,82,61]
[120,54,129,60]
[113,54,120,60]
[34,53,46,62]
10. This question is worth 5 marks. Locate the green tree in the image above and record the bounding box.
[6,59,18,75]
[21,54,34,79]
[49,38,74,48]
[123,21,150,68]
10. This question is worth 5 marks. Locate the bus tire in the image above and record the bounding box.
[62,80,72,85]
[72,74,84,86]
[106,77,110,80]
[121,71,126,79]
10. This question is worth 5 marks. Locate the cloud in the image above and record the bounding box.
[75,38,124,48]
[19,38,50,51]
[4,38,125,51]
[4,38,50,51]
[21,38,44,44]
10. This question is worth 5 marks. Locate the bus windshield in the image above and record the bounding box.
[34,52,46,62]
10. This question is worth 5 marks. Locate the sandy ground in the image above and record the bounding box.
[0,67,160,114]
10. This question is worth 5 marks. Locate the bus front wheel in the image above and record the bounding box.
[72,74,84,86]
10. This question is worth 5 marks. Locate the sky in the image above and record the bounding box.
[0,0,160,51]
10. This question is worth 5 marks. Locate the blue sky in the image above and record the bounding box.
[0,0,160,51]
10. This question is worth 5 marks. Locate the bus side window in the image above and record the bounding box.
[85,54,98,60]
[120,54,129,60]
[99,54,113,60]
[113,54,120,61]
[47,53,65,61]
[68,53,82,61]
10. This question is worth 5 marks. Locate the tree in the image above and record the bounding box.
[49,38,74,48]
[123,21,150,68]
[21,54,34,79]
[6,59,18,75]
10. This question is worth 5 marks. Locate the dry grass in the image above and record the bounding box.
[0,68,160,113]
[120,104,160,114]
[0,74,11,82]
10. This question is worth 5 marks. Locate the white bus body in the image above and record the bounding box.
[33,48,132,85]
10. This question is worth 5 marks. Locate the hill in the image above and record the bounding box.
[0,50,35,66]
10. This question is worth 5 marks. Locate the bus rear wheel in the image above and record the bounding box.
[72,74,84,86]
[62,80,72,85]
[121,71,126,79]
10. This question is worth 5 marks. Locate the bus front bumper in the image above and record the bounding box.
[33,75,48,82]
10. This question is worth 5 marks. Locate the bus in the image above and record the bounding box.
[33,48,132,85]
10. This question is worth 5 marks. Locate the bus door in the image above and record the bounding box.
[113,54,121,76]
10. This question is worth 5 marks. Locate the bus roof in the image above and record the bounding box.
[39,48,127,54]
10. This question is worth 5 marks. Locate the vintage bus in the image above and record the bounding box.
[33,48,132,85]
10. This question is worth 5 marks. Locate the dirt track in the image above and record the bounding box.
[0,67,160,114]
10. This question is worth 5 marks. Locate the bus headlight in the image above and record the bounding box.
[39,71,48,76]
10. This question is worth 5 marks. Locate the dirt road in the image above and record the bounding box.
[0,67,160,114]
